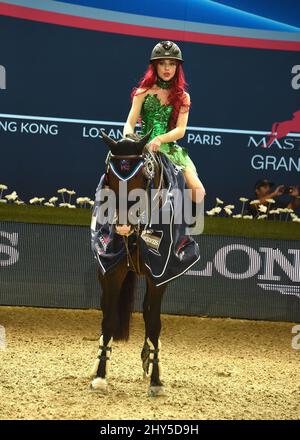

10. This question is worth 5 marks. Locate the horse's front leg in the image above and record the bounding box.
[142,277,167,397]
[90,264,128,393]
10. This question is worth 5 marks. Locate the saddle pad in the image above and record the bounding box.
[91,153,200,286]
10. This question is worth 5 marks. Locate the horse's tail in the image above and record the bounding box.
[113,271,137,341]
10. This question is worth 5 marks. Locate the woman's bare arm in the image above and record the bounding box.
[123,88,146,137]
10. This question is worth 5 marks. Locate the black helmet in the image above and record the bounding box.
[150,40,183,62]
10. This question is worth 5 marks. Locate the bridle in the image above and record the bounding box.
[104,147,164,274]
[105,147,163,182]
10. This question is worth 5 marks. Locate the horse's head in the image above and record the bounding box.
[101,129,162,234]
[102,128,159,194]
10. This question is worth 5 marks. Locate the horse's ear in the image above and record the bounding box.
[137,128,153,154]
[101,131,118,151]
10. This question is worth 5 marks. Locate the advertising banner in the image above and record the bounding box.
[1,221,299,322]
[1,1,300,210]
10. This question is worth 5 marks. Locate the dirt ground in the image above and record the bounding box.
[0,306,299,420]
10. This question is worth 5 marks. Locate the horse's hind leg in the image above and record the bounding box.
[142,277,167,397]
[90,264,128,393]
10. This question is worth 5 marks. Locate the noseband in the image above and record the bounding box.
[105,149,158,182]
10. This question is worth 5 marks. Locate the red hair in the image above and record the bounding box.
[130,60,191,131]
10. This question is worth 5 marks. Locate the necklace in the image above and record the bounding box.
[156,76,172,89]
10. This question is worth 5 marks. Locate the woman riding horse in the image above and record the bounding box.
[90,41,205,396]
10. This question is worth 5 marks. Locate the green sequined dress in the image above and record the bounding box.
[140,93,198,176]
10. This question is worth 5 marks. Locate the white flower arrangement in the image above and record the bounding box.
[29,197,39,205]
[0,184,8,200]
[258,205,268,213]
[206,208,216,216]
[224,207,233,216]
[76,197,91,208]
[1,182,299,224]
[59,203,76,209]
[57,188,67,203]
[206,197,225,217]
[57,188,76,204]
[5,191,18,202]
[66,189,76,204]
[239,197,249,216]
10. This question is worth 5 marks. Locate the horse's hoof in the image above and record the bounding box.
[90,377,108,394]
[147,385,166,397]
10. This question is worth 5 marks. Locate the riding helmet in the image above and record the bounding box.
[150,40,184,62]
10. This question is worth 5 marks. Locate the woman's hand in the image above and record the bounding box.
[147,136,162,152]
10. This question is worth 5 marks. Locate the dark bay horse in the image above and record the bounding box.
[90,130,168,396]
